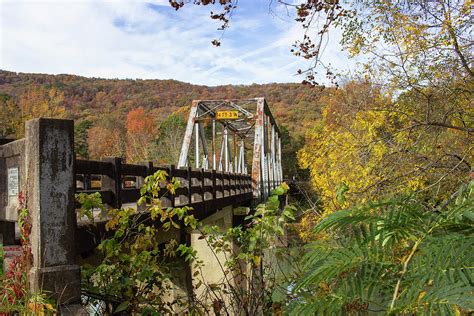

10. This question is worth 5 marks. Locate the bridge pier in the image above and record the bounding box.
[190,204,234,292]
[188,204,256,313]
[156,205,246,312]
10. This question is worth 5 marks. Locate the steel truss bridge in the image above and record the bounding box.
[177,98,283,201]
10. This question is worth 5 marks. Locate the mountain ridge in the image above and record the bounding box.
[0,69,325,136]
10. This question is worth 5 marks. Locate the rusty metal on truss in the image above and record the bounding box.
[177,98,283,201]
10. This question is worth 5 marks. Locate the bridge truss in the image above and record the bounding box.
[177,98,283,201]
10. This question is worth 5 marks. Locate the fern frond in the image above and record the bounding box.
[293,183,474,314]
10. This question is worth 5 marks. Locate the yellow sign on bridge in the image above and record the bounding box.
[216,110,239,120]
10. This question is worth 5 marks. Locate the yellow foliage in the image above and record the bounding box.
[299,83,406,211]
[17,87,66,136]
[298,81,472,240]
[1,86,67,137]
[27,302,55,315]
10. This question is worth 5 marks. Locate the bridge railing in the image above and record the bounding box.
[75,158,253,219]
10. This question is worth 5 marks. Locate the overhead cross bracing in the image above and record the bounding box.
[177,98,283,201]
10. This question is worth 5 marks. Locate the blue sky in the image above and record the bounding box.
[0,0,356,86]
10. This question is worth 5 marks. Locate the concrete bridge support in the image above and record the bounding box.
[25,119,82,308]
[1,118,83,312]
[188,205,252,313]
[156,205,247,313]
[190,204,234,294]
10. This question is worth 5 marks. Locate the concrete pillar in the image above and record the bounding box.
[189,206,235,306]
[25,118,81,305]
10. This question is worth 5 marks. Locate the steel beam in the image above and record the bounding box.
[251,98,265,199]
[178,100,199,168]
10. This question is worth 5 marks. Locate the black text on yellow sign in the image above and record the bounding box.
[216,111,239,120]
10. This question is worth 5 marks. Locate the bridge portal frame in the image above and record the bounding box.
[177,98,283,201]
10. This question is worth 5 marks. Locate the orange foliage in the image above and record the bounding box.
[126,107,156,163]
[88,126,125,159]
[126,107,154,135]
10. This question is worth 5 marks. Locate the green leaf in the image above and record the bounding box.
[336,182,349,204]
[163,222,171,230]
[272,186,285,196]
[114,301,130,313]
[272,286,287,303]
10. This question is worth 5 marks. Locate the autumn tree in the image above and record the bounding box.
[0,86,67,137]
[339,1,473,135]
[126,107,156,163]
[17,86,66,135]
[74,120,92,159]
[341,1,472,86]
[297,1,472,210]
[153,110,187,165]
[297,80,472,240]
[0,94,18,138]
[88,114,126,159]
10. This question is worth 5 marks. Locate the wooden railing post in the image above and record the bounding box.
[238,174,243,194]
[169,164,176,208]
[227,173,232,196]
[147,161,154,176]
[102,157,122,209]
[221,172,225,197]
[82,173,90,190]
[212,170,217,200]
[187,166,192,204]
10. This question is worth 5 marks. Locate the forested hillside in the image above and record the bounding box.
[0,70,323,136]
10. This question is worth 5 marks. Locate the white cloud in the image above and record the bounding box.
[0,0,356,85]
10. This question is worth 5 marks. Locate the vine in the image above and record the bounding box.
[0,192,56,315]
